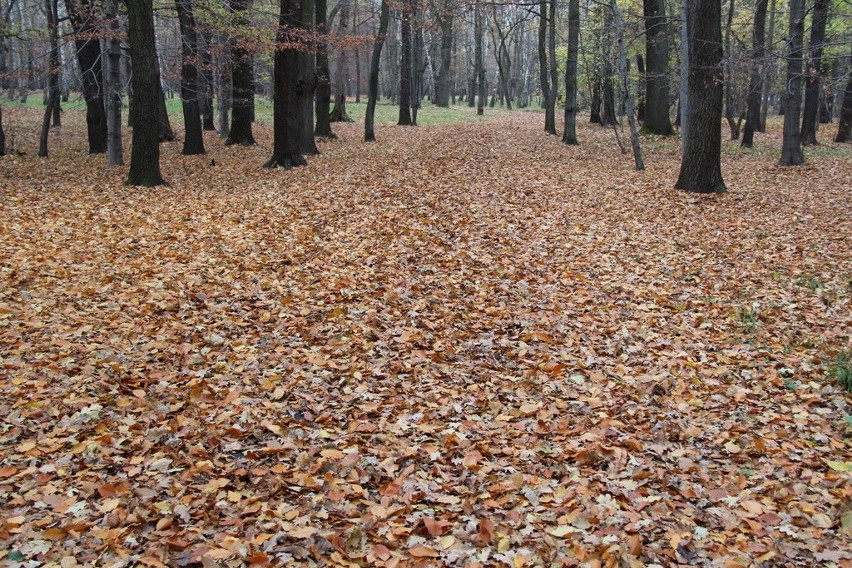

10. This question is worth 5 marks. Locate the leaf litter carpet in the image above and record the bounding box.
[0,112,850,566]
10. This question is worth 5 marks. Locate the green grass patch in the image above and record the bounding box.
[828,350,852,392]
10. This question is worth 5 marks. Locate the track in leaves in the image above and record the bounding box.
[1,110,850,566]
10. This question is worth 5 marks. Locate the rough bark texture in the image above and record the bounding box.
[435,2,453,107]
[330,0,352,122]
[104,0,123,165]
[675,0,725,193]
[538,0,552,132]
[38,0,59,157]
[800,0,828,145]
[127,0,166,186]
[265,0,308,169]
[562,0,579,144]
[398,0,413,125]
[475,3,485,116]
[226,0,256,145]
[678,0,689,149]
[546,0,557,130]
[199,31,216,131]
[836,68,852,143]
[298,0,319,154]
[612,0,644,170]
[158,83,176,142]
[741,0,767,147]
[779,0,805,166]
[723,0,740,140]
[67,0,107,154]
[315,0,336,137]
[642,0,672,134]
[176,0,206,155]
[759,0,775,129]
[365,0,389,141]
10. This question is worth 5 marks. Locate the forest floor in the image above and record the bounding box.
[1,104,851,567]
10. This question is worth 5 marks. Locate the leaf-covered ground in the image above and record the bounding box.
[1,108,850,567]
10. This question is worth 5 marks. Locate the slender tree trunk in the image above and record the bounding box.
[67,0,107,153]
[38,0,59,157]
[675,0,725,193]
[126,0,166,186]
[226,0,256,145]
[723,0,740,139]
[779,0,805,165]
[158,82,175,141]
[217,33,231,138]
[538,0,552,132]
[800,0,828,145]
[104,0,123,165]
[266,0,308,168]
[759,0,775,129]
[834,48,851,142]
[299,0,319,154]
[612,0,643,169]
[199,30,216,131]
[742,0,767,147]
[590,79,601,123]
[0,106,5,155]
[330,0,352,122]
[636,54,646,122]
[354,0,361,102]
[365,0,390,141]
[562,0,579,144]
[435,2,453,107]
[398,0,413,124]
[547,0,557,123]
[315,0,336,137]
[643,0,673,134]
[475,2,485,115]
[679,0,689,150]
[176,0,205,155]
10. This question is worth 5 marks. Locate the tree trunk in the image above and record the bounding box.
[330,0,352,122]
[199,30,216,131]
[547,0,557,122]
[675,0,725,193]
[354,0,361,102]
[226,0,256,145]
[104,0,123,165]
[723,0,740,139]
[38,0,59,157]
[398,0,413,124]
[176,0,206,155]
[562,0,579,144]
[759,0,775,129]
[612,0,644,169]
[158,78,175,141]
[0,106,5,156]
[315,0,336,137]
[475,2,485,115]
[66,0,107,153]
[266,0,308,168]
[741,0,767,147]
[365,0,390,141]
[127,0,166,186]
[435,2,453,107]
[217,33,231,138]
[538,0,553,132]
[642,0,672,134]
[299,0,319,154]
[678,0,689,150]
[590,78,601,123]
[800,0,828,145]
[835,53,852,142]
[779,0,805,166]
[636,54,646,122]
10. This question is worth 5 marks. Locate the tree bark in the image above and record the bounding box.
[158,79,175,141]
[475,1,484,115]
[398,0,413,125]
[612,0,644,169]
[365,0,389,141]
[800,0,828,145]
[435,1,453,107]
[298,0,319,154]
[176,0,206,155]
[562,0,579,144]
[104,0,123,165]
[266,0,308,168]
[126,0,166,186]
[547,0,557,124]
[225,0,256,145]
[675,0,725,193]
[678,0,689,150]
[741,0,767,147]
[642,0,672,134]
[538,0,553,132]
[199,30,216,131]
[835,55,852,142]
[217,32,231,138]
[779,0,805,166]
[330,0,352,122]
[66,0,107,154]
[723,0,740,140]
[315,0,336,137]
[38,0,59,157]
[759,0,775,129]
[0,106,5,156]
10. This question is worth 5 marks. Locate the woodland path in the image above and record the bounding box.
[0,111,850,565]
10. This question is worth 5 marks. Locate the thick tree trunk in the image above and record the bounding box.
[562,0,579,144]
[800,0,828,145]
[299,0,319,154]
[435,4,453,107]
[636,54,646,122]
[365,0,390,141]
[475,3,485,115]
[315,0,336,137]
[742,0,767,147]
[679,0,689,149]
[779,0,805,166]
[127,0,166,186]
[398,0,413,125]
[67,0,107,154]
[675,0,725,193]
[176,0,206,155]
[104,0,123,165]
[217,33,231,138]
[642,0,672,134]
[330,0,352,122]
[266,0,309,168]
[226,0,255,145]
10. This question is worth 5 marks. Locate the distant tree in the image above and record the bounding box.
[176,0,206,155]
[104,0,123,165]
[330,0,353,122]
[475,0,485,115]
[800,0,829,145]
[837,58,852,142]
[398,0,414,125]
[199,30,216,131]
[315,0,335,137]
[675,0,725,193]
[66,0,107,154]
[642,0,673,134]
[38,0,59,157]
[226,0,256,145]
[157,84,176,142]
[434,0,453,107]
[126,0,166,186]
[779,0,805,166]
[741,0,767,147]
[365,0,389,141]
[538,0,554,133]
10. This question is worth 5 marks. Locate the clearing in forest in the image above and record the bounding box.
[0,110,850,566]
